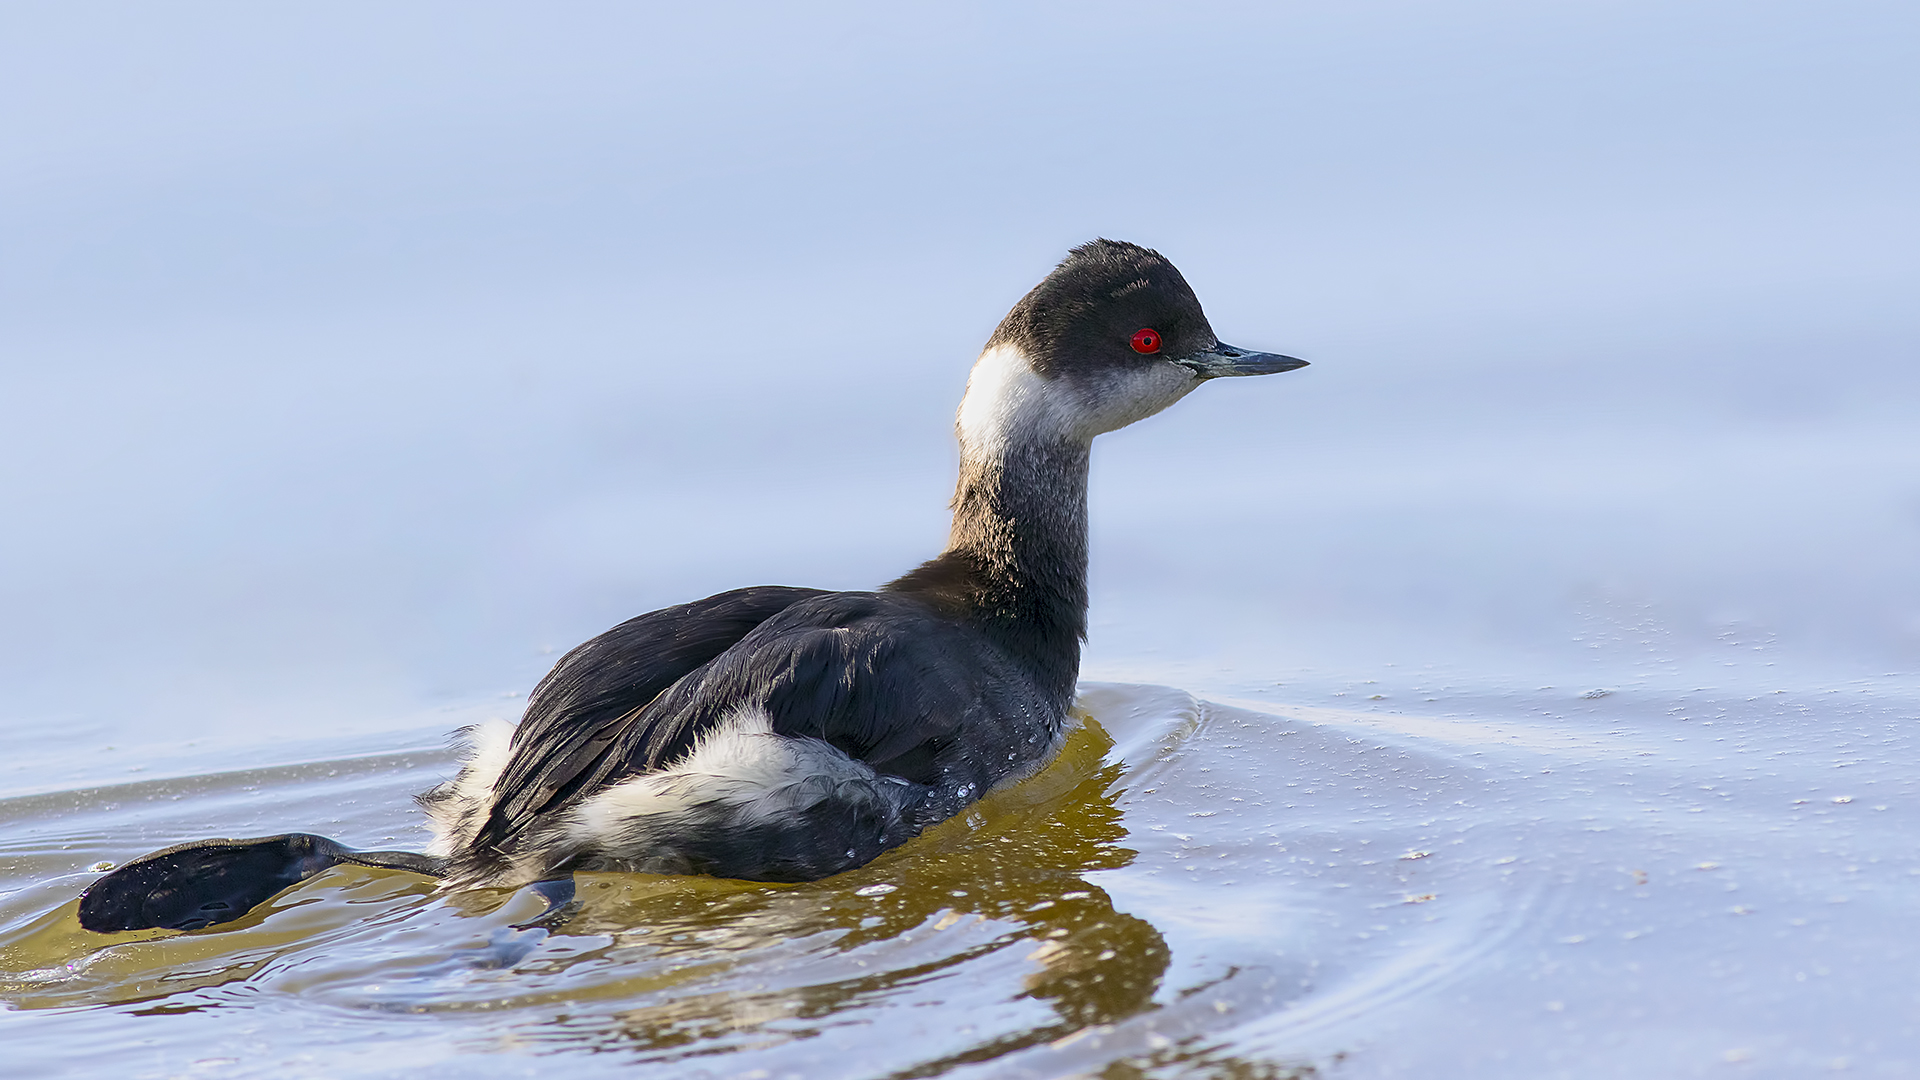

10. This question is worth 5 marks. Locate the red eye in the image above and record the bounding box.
[1129,327,1162,354]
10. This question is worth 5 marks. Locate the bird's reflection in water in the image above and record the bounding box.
[442,715,1174,1068]
[3,716,1184,1073]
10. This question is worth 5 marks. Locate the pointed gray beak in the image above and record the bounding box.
[1173,342,1309,378]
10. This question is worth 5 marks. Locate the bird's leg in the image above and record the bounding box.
[78,833,446,933]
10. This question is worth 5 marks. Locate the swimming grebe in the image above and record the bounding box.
[77,239,1306,933]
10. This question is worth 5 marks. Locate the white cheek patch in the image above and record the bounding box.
[957,344,1202,452]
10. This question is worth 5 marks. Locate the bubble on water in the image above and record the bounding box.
[854,884,896,897]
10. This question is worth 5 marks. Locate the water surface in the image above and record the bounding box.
[7,680,1913,1077]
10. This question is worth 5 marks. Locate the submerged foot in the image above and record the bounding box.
[509,876,580,931]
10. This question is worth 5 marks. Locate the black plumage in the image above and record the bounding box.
[438,584,1066,885]
[465,585,829,858]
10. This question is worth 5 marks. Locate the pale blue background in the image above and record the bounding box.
[3,1,1916,751]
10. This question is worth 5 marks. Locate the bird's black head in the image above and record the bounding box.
[986,239,1219,378]
[958,240,1307,452]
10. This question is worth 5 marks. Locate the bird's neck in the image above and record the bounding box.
[888,350,1091,707]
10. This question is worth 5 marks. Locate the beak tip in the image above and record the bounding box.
[1177,345,1310,377]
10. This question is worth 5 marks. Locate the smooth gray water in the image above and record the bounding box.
[3,2,1918,1076]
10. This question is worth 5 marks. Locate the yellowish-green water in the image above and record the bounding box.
[2,685,1536,1078]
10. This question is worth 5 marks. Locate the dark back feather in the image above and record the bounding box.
[474,586,825,856]
[475,591,1066,870]
[564,592,1060,793]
